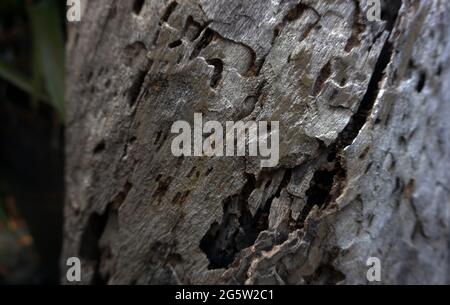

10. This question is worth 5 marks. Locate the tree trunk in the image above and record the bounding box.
[63,0,450,284]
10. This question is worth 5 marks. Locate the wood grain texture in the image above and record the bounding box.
[63,0,450,284]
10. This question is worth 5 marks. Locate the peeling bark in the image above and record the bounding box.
[64,0,450,284]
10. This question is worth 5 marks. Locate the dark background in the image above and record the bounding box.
[0,0,65,284]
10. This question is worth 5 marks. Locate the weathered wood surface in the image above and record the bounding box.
[64,0,450,284]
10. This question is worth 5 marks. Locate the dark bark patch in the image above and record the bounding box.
[132,0,145,15]
[168,39,182,49]
[79,209,111,284]
[416,71,426,93]
[127,69,148,107]
[93,141,106,154]
[190,28,215,59]
[311,61,332,96]
[206,58,224,88]
[161,2,178,22]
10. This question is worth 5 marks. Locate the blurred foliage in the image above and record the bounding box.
[0,193,38,285]
[0,0,65,120]
[0,1,65,283]
[0,199,6,224]
[0,0,24,16]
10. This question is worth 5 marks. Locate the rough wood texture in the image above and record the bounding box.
[64,0,450,284]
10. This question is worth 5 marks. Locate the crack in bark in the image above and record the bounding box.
[299,0,403,225]
[206,1,403,279]
[200,170,291,269]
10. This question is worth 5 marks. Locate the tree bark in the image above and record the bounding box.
[63,0,450,284]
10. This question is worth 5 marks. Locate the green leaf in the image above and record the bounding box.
[28,0,65,120]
